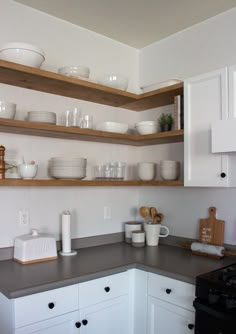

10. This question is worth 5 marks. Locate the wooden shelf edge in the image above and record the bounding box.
[0,119,184,146]
[0,179,184,187]
[0,60,183,111]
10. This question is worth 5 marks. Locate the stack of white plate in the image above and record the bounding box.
[27,111,56,124]
[48,157,87,179]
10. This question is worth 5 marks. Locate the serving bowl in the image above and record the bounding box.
[135,121,158,135]
[18,164,38,179]
[97,74,128,91]
[0,100,16,119]
[96,121,128,134]
[0,42,45,68]
[58,65,90,78]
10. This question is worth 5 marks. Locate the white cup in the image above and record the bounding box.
[137,162,156,181]
[125,222,142,243]
[144,224,169,246]
[132,230,145,247]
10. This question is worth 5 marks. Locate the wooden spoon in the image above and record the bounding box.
[150,207,157,224]
[139,206,150,223]
[154,213,164,224]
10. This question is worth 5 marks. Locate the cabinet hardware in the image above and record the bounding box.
[48,302,55,309]
[165,288,172,294]
[75,322,81,328]
[188,324,194,330]
[220,172,226,178]
[82,319,88,326]
[104,286,110,292]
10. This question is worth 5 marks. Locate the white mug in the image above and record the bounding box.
[144,224,169,246]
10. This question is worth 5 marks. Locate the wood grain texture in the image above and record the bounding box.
[199,207,225,246]
[0,60,183,111]
[0,119,184,146]
[0,179,184,187]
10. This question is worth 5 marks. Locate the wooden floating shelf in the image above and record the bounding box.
[0,60,183,111]
[0,119,184,146]
[0,179,184,187]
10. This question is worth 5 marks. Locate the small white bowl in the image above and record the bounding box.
[135,121,158,135]
[0,42,45,68]
[0,100,16,119]
[96,121,128,134]
[18,164,38,179]
[58,65,90,78]
[97,74,128,91]
[137,162,156,181]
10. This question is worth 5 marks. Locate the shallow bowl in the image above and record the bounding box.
[97,74,128,91]
[0,100,16,119]
[96,121,128,134]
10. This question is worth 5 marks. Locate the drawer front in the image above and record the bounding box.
[79,272,129,308]
[14,284,79,328]
[148,273,195,310]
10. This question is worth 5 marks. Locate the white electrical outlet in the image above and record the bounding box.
[104,206,112,219]
[19,211,29,226]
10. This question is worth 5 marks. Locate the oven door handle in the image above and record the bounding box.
[194,299,234,321]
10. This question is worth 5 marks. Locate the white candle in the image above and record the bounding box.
[61,211,71,253]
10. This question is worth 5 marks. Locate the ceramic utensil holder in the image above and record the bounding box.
[144,223,169,246]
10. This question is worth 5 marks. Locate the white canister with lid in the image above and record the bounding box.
[125,222,142,243]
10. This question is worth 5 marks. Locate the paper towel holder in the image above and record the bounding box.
[59,210,77,256]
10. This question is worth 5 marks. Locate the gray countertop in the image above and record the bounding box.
[0,242,235,299]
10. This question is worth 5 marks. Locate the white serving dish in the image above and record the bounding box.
[97,74,128,91]
[140,79,182,93]
[58,65,90,78]
[14,229,57,264]
[135,121,158,135]
[96,121,128,134]
[0,100,16,119]
[0,42,45,68]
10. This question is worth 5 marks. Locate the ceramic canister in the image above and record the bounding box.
[132,230,145,247]
[125,222,142,243]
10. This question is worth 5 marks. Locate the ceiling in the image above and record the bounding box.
[15,0,236,48]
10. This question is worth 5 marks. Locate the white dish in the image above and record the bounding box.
[96,121,128,134]
[0,100,16,119]
[0,42,45,68]
[18,164,38,179]
[58,65,90,78]
[97,74,128,91]
[135,124,158,135]
[140,79,182,93]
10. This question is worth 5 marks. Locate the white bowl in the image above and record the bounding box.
[18,164,38,179]
[137,162,156,181]
[96,121,128,134]
[0,100,16,119]
[58,65,90,78]
[135,125,158,135]
[0,42,45,68]
[97,74,128,91]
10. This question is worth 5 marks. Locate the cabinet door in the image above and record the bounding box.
[80,295,129,334]
[147,296,194,334]
[14,311,81,334]
[184,68,229,186]
[229,64,236,119]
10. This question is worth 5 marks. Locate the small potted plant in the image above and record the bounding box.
[159,113,173,132]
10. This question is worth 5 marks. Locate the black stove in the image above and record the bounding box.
[194,263,236,334]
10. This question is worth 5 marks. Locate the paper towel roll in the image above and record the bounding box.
[60,210,77,256]
[62,211,71,253]
[191,242,224,257]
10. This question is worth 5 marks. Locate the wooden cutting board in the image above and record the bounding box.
[199,207,225,246]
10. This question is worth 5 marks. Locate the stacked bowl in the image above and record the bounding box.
[48,157,87,179]
[27,111,56,124]
[135,121,158,135]
[160,160,180,180]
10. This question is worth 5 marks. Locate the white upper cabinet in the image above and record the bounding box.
[184,68,229,187]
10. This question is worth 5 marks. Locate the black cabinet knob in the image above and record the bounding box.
[82,319,88,326]
[48,302,55,309]
[188,324,194,330]
[104,286,110,292]
[166,288,172,294]
[220,172,226,178]
[75,322,81,328]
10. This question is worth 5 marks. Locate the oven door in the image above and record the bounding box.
[194,299,235,334]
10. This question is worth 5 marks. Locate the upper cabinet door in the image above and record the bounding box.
[229,64,236,119]
[184,68,229,187]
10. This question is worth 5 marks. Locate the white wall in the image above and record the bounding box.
[0,0,143,247]
[139,7,236,245]
[139,7,236,86]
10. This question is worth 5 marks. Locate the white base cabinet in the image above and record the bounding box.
[147,297,194,334]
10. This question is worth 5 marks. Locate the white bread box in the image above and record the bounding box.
[14,229,57,264]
